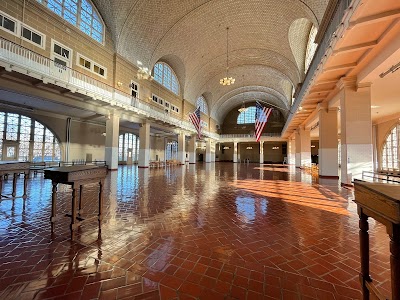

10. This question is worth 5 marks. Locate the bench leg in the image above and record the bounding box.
[98,179,104,227]
[51,182,57,232]
[359,209,371,300]
[70,185,77,239]
[23,172,28,198]
[391,224,400,300]
[78,185,83,215]
[0,175,2,200]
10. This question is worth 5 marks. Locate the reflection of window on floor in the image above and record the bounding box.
[0,112,61,161]
[381,124,399,171]
[118,133,139,162]
[236,196,268,224]
[166,141,178,160]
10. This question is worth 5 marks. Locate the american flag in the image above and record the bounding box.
[255,101,272,142]
[189,106,202,139]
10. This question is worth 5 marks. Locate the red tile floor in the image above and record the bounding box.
[0,163,392,299]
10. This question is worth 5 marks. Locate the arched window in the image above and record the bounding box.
[118,133,139,162]
[166,141,178,161]
[153,62,180,95]
[381,124,399,171]
[37,0,104,44]
[304,25,318,73]
[196,96,208,115]
[237,106,256,124]
[0,112,61,161]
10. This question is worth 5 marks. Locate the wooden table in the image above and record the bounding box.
[354,179,400,300]
[0,161,30,200]
[44,165,107,239]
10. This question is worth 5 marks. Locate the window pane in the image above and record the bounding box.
[4,17,16,32]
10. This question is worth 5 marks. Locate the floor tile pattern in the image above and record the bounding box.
[0,164,392,299]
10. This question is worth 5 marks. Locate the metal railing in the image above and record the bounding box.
[362,171,400,184]
[0,37,222,138]
[219,132,281,139]
[282,0,353,134]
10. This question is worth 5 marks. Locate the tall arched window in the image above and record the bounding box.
[0,112,61,161]
[118,133,139,162]
[381,124,399,171]
[196,96,208,115]
[237,106,256,124]
[153,62,180,95]
[166,141,178,161]
[304,25,318,73]
[36,0,104,44]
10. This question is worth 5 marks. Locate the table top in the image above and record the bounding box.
[354,179,400,202]
[44,165,101,173]
[0,161,30,165]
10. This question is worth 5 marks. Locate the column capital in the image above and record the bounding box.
[337,76,357,90]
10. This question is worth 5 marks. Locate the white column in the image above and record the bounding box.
[188,135,196,164]
[295,127,311,168]
[318,106,339,178]
[138,122,150,168]
[259,141,264,164]
[177,131,186,165]
[205,139,212,163]
[288,136,295,165]
[105,114,119,170]
[211,142,216,162]
[339,78,373,185]
[233,142,238,163]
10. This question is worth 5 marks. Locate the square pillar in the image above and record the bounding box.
[188,135,196,164]
[205,139,212,163]
[233,142,238,163]
[339,78,373,185]
[259,141,264,164]
[138,122,150,168]
[295,127,311,168]
[211,142,216,162]
[318,106,339,178]
[105,114,119,170]
[288,136,295,165]
[178,131,186,165]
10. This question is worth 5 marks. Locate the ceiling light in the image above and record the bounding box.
[272,146,279,150]
[371,105,380,109]
[137,66,153,80]
[246,146,253,150]
[223,146,230,150]
[220,27,235,86]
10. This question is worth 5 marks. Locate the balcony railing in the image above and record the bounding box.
[283,0,353,134]
[0,37,218,138]
[219,133,281,139]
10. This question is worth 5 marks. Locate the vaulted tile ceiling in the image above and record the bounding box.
[93,0,330,123]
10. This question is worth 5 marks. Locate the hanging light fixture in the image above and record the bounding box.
[220,27,235,86]
[136,61,153,80]
[238,75,247,113]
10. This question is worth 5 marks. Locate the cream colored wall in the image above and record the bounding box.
[1,0,115,85]
[376,117,399,170]
[264,143,285,163]
[150,136,166,161]
[68,121,105,161]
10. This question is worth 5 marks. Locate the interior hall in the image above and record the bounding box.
[0,0,399,299]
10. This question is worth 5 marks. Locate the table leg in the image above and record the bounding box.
[78,185,83,215]
[70,185,77,239]
[12,173,17,197]
[359,208,371,300]
[23,172,28,198]
[0,175,3,200]
[51,182,57,232]
[98,179,104,227]
[390,224,400,300]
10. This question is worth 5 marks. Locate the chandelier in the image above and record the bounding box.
[220,27,235,86]
[136,61,153,80]
[238,76,247,112]
[238,102,247,113]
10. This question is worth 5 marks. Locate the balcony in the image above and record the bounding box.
[0,37,217,138]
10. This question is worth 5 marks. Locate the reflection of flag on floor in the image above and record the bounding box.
[255,101,272,142]
[189,106,202,139]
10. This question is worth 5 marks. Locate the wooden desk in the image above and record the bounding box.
[44,165,107,239]
[0,161,30,199]
[354,179,400,300]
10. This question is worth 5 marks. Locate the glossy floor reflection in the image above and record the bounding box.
[0,163,391,299]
